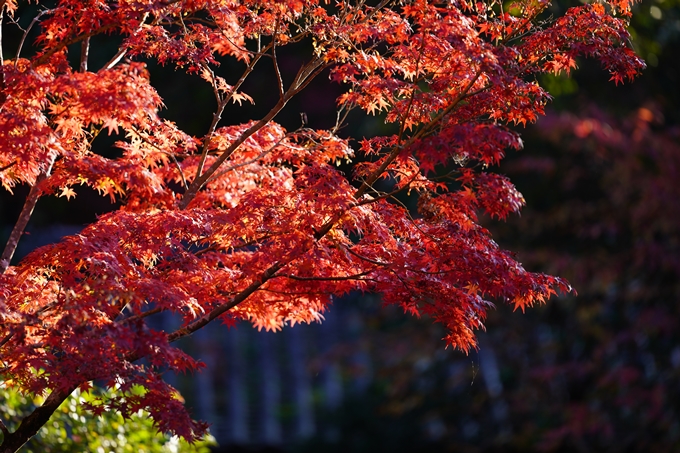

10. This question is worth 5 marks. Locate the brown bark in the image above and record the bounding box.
[0,386,77,453]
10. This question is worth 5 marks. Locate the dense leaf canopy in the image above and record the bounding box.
[0,0,642,450]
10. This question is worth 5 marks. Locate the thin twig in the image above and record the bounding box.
[117,306,163,324]
[0,161,16,173]
[332,102,355,135]
[16,9,50,67]
[194,97,229,182]
[104,12,149,69]
[271,33,285,99]
[193,45,271,182]
[104,47,127,70]
[260,288,335,296]
[180,56,329,209]
[0,3,5,104]
[201,63,222,105]
[280,270,374,281]
[341,244,390,267]
[204,132,293,185]
[167,152,189,191]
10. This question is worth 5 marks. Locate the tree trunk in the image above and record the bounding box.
[0,385,76,453]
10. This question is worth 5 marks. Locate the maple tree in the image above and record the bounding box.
[0,0,643,451]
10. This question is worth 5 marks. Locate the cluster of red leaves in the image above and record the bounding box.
[0,0,642,445]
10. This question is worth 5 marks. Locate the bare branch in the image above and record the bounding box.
[332,102,355,135]
[0,150,56,273]
[271,36,285,99]
[103,48,127,70]
[0,161,16,173]
[290,56,324,92]
[0,159,54,274]
[280,270,375,281]
[104,12,149,69]
[165,262,285,343]
[117,306,163,324]
[193,46,271,183]
[180,57,329,210]
[16,9,50,67]
[0,384,78,453]
[79,37,90,72]
[0,3,5,103]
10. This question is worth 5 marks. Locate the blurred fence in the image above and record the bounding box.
[151,300,371,447]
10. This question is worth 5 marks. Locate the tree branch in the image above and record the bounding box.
[0,162,15,173]
[1,178,45,274]
[116,306,163,324]
[179,56,328,209]
[280,270,374,281]
[0,385,78,453]
[165,262,285,343]
[172,63,486,352]
[341,245,390,267]
[0,3,5,106]
[15,9,50,66]
[271,35,285,99]
[193,46,271,184]
[79,37,90,72]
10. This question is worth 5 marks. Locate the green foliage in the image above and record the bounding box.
[0,385,216,453]
[538,73,579,98]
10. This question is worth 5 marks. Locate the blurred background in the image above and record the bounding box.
[1,0,679,451]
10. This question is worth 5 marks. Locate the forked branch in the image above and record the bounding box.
[179,56,329,209]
